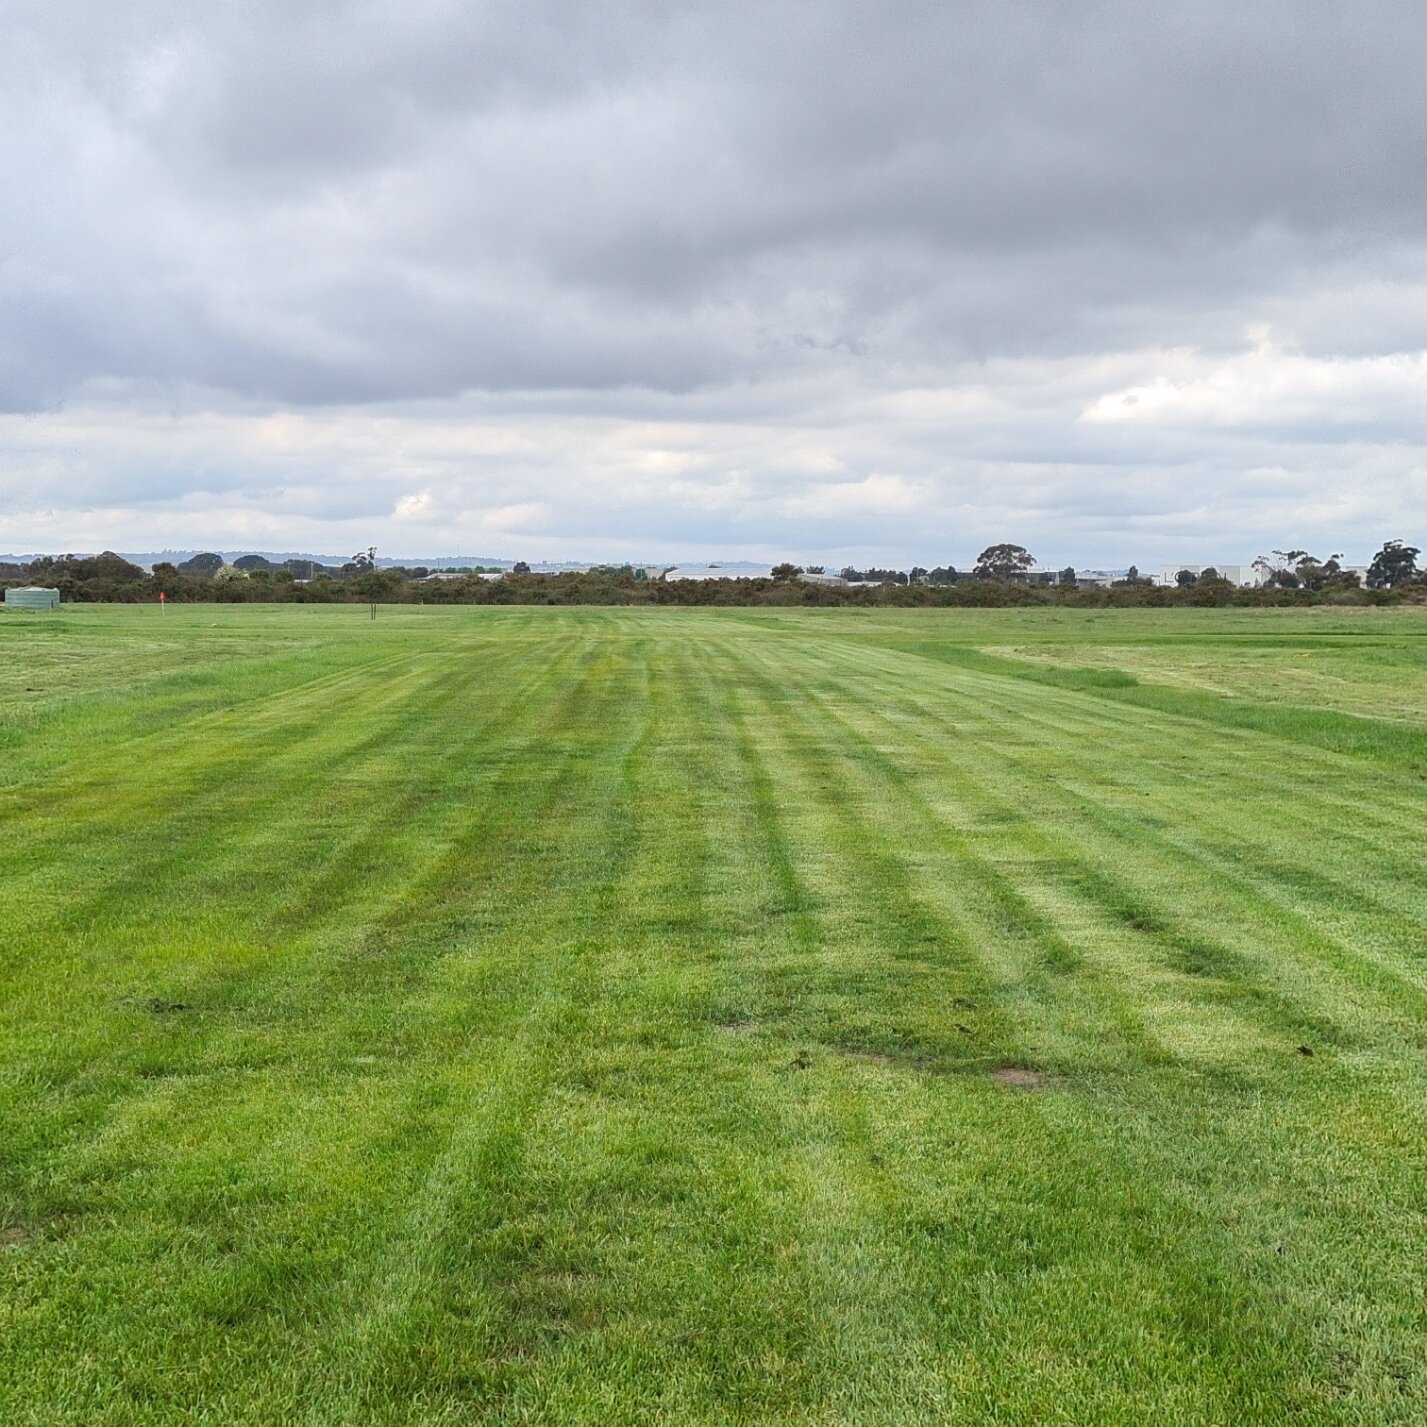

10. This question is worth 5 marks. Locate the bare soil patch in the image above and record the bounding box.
[139,997,191,1014]
[714,1018,756,1035]
[990,1066,1051,1090]
[842,1048,896,1066]
[836,1042,942,1072]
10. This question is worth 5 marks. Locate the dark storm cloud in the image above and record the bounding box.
[2,1,1425,563]
[6,0,1427,406]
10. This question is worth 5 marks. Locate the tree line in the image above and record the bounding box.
[3,539,1421,607]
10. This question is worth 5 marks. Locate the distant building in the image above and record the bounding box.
[1038,570,1125,587]
[4,586,60,610]
[665,565,773,581]
[1156,564,1262,588]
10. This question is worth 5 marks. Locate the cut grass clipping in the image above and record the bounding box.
[2,603,1425,1425]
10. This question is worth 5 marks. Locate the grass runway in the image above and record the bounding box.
[1,604,1425,1424]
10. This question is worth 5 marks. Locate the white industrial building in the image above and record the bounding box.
[1156,564,1262,588]
[4,586,61,610]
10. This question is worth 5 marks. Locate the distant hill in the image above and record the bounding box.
[1,550,775,573]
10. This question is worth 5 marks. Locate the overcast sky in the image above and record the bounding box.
[3,1,1425,565]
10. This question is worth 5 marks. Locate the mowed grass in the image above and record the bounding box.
[2,604,1425,1426]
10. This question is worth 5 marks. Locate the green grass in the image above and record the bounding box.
[2,603,1425,1425]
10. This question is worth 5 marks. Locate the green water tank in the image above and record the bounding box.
[4,587,61,610]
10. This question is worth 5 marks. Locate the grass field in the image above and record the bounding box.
[2,603,1425,1425]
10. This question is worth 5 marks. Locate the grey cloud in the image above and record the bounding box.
[7,0,1427,407]
[2,1,1425,560]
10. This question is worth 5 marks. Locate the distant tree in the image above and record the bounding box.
[974,544,1035,580]
[1367,539,1420,588]
[770,562,802,581]
[511,561,531,575]
[1254,549,1319,588]
[909,566,929,583]
[1059,566,1078,587]
[805,565,825,575]
[1252,552,1298,587]
[1175,568,1198,586]
[214,564,249,580]
[1113,565,1154,588]
[177,552,224,577]
[839,566,862,581]
[927,565,961,584]
[1277,551,1349,591]
[1199,567,1222,583]
[76,551,147,582]
[233,554,274,572]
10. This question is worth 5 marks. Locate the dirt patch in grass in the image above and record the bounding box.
[136,997,192,1014]
[1,1223,35,1249]
[990,1066,1052,1090]
[836,1042,944,1073]
[508,1266,604,1335]
[713,1017,756,1036]
[841,1048,898,1066]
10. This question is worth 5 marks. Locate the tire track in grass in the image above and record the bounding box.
[803,641,1427,1055]
[0,640,577,1208]
[749,631,1427,1420]
[4,634,519,854]
[0,637,427,795]
[2,623,653,1426]
[708,642,964,1424]
[461,636,824,1424]
[712,638,1211,1420]
[723,636,1164,1075]
[827,626,1427,849]
[293,626,661,1426]
[730,630,1425,1423]
[481,627,970,1423]
[0,646,456,943]
[0,629,659,1424]
[712,644,1030,1421]
[987,681,1427,919]
[6,610,1424,1423]
[707,635,1336,1423]
[0,628,582,1088]
[794,633,1427,999]
[0,625,583,951]
[875,639,1427,886]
